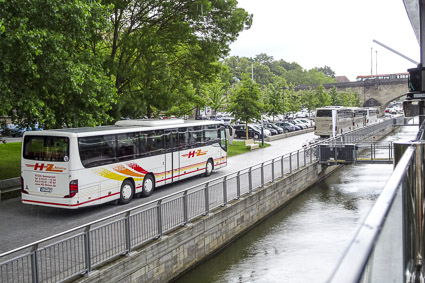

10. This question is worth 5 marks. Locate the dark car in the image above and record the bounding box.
[275,121,296,133]
[263,123,280,135]
[233,124,265,139]
[266,123,284,134]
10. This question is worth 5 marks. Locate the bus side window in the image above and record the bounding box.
[178,127,188,150]
[205,124,218,145]
[137,133,148,157]
[117,133,136,161]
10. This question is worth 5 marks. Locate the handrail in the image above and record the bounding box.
[329,145,416,283]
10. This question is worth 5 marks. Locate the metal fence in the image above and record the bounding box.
[329,117,425,283]
[0,117,405,283]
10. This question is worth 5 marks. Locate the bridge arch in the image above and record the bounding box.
[296,78,408,115]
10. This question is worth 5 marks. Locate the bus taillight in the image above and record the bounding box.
[65,180,78,198]
[21,177,29,194]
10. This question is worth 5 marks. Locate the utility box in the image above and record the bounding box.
[319,144,358,165]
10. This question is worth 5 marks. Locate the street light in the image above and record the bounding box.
[282,86,287,119]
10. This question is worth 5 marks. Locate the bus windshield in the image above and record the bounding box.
[23,136,69,162]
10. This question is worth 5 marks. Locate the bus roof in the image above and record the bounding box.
[23,120,224,137]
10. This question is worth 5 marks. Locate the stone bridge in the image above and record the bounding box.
[295,78,408,115]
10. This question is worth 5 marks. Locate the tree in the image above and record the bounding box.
[202,79,229,114]
[315,85,331,107]
[264,80,286,121]
[300,89,318,120]
[328,86,343,106]
[342,89,361,107]
[0,0,116,128]
[314,65,336,78]
[104,0,252,119]
[285,85,301,118]
[228,74,263,139]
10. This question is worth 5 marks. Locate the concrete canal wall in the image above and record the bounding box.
[76,162,341,283]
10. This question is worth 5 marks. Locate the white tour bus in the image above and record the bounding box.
[349,107,367,129]
[314,106,354,138]
[21,119,227,209]
[364,107,379,124]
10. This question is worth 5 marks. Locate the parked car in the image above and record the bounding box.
[292,119,309,129]
[275,121,296,133]
[262,123,278,135]
[295,118,314,128]
[233,124,267,139]
[265,123,284,134]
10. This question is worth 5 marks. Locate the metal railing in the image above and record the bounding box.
[329,117,425,283]
[0,117,404,283]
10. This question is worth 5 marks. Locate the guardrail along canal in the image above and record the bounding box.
[175,126,418,283]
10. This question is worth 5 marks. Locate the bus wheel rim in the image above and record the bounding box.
[207,161,213,174]
[144,179,153,193]
[122,184,132,200]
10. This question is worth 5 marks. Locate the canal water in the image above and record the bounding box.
[174,126,418,283]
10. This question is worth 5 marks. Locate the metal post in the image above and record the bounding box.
[248,168,253,193]
[157,200,163,237]
[222,176,228,206]
[84,226,92,274]
[414,143,425,277]
[260,163,265,186]
[204,182,210,215]
[289,153,292,173]
[237,172,241,198]
[297,150,300,169]
[183,191,188,224]
[281,155,284,177]
[271,159,275,182]
[125,211,131,254]
[30,244,39,283]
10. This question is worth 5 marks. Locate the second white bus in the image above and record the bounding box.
[21,119,227,209]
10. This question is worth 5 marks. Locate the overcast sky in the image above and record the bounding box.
[229,0,420,81]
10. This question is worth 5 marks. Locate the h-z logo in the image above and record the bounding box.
[182,149,207,158]
[26,163,64,172]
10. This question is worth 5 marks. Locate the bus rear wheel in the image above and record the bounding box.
[119,179,134,205]
[140,174,155,197]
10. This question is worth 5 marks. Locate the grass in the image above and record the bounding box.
[0,140,270,180]
[227,140,270,157]
[0,142,21,180]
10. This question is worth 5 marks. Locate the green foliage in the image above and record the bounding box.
[315,85,332,107]
[0,0,116,128]
[228,75,263,138]
[300,89,318,116]
[264,80,286,118]
[0,142,21,180]
[105,0,252,119]
[202,79,229,114]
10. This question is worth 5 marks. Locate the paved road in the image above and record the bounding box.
[0,131,315,253]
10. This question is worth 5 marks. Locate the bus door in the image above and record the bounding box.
[164,129,179,184]
[219,126,227,168]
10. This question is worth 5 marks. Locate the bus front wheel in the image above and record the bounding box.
[204,159,214,177]
[140,174,155,197]
[119,179,134,205]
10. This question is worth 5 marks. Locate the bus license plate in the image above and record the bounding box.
[40,187,53,193]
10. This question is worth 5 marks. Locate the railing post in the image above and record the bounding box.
[261,163,265,187]
[248,168,253,193]
[30,244,39,283]
[183,190,188,224]
[222,176,228,206]
[297,150,300,170]
[271,159,275,182]
[84,225,92,274]
[289,153,292,173]
[281,155,284,177]
[237,171,241,199]
[204,182,210,215]
[125,211,131,254]
[156,199,163,237]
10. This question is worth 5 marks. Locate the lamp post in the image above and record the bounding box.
[282,86,287,119]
